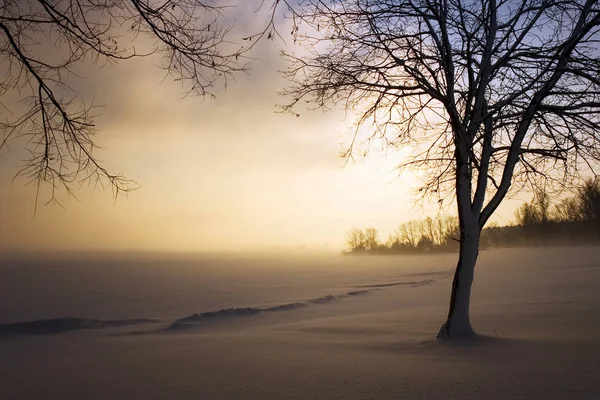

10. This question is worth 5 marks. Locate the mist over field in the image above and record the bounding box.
[2,0,600,398]
[1,247,599,399]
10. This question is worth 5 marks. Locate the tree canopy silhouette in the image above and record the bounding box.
[281,0,600,339]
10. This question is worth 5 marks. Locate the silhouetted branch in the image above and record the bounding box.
[1,0,285,204]
[279,0,600,230]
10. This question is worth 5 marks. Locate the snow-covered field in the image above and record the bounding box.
[1,247,599,399]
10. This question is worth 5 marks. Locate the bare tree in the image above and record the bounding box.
[552,197,582,222]
[534,188,551,224]
[363,227,380,251]
[346,227,366,251]
[577,177,600,223]
[514,188,550,226]
[281,0,600,339]
[514,202,541,226]
[0,0,289,205]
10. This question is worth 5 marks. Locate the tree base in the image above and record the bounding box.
[436,321,476,341]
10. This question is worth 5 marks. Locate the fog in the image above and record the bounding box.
[1,247,599,399]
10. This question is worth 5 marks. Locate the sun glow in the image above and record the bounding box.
[0,28,516,254]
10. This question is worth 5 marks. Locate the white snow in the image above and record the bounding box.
[1,247,599,399]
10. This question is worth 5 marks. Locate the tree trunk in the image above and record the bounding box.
[437,226,479,340]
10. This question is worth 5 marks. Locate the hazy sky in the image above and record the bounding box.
[0,7,524,253]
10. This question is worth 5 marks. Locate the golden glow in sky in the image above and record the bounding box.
[0,29,521,253]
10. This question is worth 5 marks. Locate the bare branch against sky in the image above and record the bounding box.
[0,0,291,206]
[280,0,600,339]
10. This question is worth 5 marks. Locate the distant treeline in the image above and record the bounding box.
[346,179,600,254]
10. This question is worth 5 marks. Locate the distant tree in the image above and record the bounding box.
[346,227,366,252]
[416,235,434,252]
[363,227,380,251]
[283,1,600,339]
[437,216,460,246]
[514,189,553,246]
[400,221,419,248]
[422,217,438,245]
[383,215,459,252]
[515,202,541,226]
[577,178,600,224]
[552,197,582,223]
[534,189,551,224]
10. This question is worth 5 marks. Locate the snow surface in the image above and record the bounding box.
[1,247,599,399]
